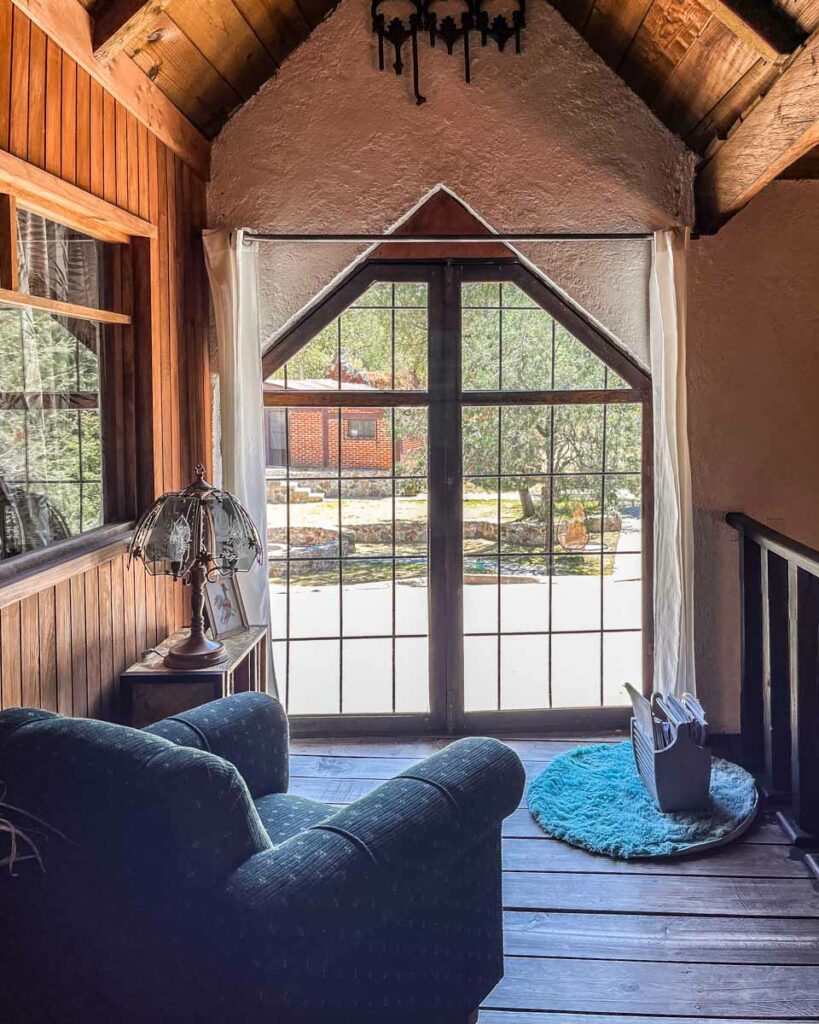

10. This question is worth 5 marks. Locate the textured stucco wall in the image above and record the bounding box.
[208,0,695,361]
[687,180,819,732]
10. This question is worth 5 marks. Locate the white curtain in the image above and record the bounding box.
[203,228,275,695]
[650,229,696,697]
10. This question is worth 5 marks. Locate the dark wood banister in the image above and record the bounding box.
[726,512,819,875]
[726,512,819,578]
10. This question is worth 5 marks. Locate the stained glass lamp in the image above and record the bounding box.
[129,465,263,669]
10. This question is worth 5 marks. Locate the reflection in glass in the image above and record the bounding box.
[17,209,108,310]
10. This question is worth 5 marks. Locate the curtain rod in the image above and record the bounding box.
[242,232,654,244]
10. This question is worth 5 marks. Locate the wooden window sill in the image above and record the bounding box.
[0,287,131,325]
[0,521,134,609]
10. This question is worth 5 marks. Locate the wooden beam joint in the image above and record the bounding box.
[92,0,172,64]
[695,27,819,231]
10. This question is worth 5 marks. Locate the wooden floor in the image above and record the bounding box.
[288,734,819,1024]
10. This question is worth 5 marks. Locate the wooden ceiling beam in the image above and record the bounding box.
[698,0,803,62]
[695,27,819,231]
[92,0,173,63]
[10,0,209,180]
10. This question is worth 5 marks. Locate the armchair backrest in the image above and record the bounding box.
[0,709,271,891]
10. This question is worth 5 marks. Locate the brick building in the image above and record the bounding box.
[263,381,424,474]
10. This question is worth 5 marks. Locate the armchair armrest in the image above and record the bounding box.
[144,692,289,798]
[224,736,523,913]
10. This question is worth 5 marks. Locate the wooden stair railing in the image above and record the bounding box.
[727,513,819,870]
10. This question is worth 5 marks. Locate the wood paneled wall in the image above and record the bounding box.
[0,0,212,721]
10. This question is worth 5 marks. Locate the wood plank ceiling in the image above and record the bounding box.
[79,0,337,137]
[79,0,819,229]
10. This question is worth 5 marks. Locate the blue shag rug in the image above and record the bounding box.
[528,741,758,859]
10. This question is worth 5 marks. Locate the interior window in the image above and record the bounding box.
[0,211,120,561]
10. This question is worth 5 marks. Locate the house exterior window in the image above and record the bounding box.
[346,417,376,439]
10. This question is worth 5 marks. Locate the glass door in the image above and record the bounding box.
[262,261,651,735]
[456,266,650,732]
[264,266,445,734]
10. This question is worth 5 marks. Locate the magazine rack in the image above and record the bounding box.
[631,716,711,813]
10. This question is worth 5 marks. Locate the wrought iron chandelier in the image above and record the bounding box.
[371,0,526,105]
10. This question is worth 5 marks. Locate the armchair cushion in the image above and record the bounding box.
[144,691,289,798]
[254,792,332,844]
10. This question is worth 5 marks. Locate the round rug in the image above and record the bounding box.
[527,741,758,859]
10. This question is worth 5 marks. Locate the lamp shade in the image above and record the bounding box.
[130,465,262,580]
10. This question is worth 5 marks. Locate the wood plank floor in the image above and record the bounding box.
[289,735,819,1023]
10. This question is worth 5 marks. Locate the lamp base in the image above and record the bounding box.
[164,632,227,670]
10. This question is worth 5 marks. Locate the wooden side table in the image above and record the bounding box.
[121,626,269,728]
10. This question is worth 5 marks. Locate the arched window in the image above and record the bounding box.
[262,260,651,734]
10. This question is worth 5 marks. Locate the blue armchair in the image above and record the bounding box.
[0,693,524,1023]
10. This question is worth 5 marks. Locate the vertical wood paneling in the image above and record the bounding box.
[20,595,39,707]
[0,1,11,152]
[37,588,57,712]
[84,568,101,717]
[9,7,29,158]
[69,574,87,717]
[0,603,21,708]
[76,67,90,192]
[44,38,61,176]
[89,78,103,197]
[103,91,116,203]
[110,555,126,718]
[126,111,138,215]
[55,580,72,715]
[123,554,137,673]
[0,3,211,721]
[27,24,45,167]
[98,561,113,718]
[60,55,76,184]
[115,101,128,208]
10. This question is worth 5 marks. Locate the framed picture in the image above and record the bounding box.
[204,575,249,640]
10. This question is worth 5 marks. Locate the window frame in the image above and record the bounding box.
[345,416,378,440]
[263,258,653,736]
[0,151,158,597]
